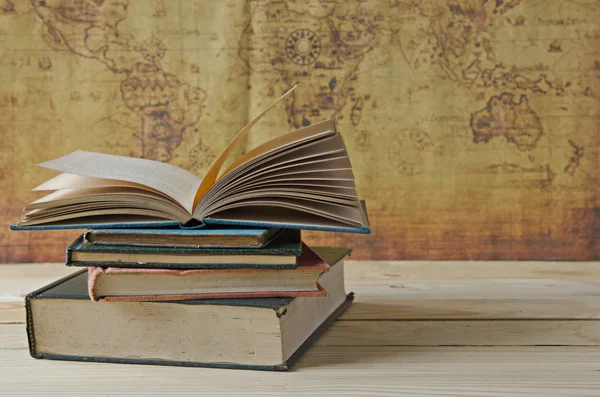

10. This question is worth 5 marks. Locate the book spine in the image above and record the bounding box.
[65,235,85,265]
[25,295,37,358]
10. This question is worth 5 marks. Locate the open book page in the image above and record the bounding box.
[192,85,298,208]
[199,132,351,208]
[22,187,191,224]
[205,200,367,228]
[37,150,202,214]
[220,120,336,180]
[35,173,155,192]
[193,120,338,218]
[34,173,177,202]
[20,208,176,227]
[194,119,366,229]
[222,156,354,191]
[201,162,357,216]
[225,133,348,184]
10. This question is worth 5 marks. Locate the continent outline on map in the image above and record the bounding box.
[29,0,208,162]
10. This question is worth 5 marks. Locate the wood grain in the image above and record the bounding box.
[344,260,600,280]
[3,262,600,323]
[0,347,598,396]
[1,260,600,395]
[320,320,600,346]
[4,319,600,349]
[0,302,23,324]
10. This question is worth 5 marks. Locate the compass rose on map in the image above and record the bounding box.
[285,29,321,65]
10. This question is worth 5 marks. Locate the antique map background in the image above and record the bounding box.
[0,0,599,262]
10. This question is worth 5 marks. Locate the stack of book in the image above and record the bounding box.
[11,89,370,370]
[23,227,355,370]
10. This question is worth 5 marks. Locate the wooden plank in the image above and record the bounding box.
[341,297,600,320]
[4,292,600,322]
[345,260,600,280]
[0,347,598,396]
[0,324,25,349]
[2,263,600,323]
[3,278,600,322]
[348,279,600,299]
[5,318,600,349]
[0,263,74,302]
[3,260,600,286]
[320,320,600,346]
[1,262,599,395]
[0,302,24,324]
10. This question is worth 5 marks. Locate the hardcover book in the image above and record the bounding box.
[11,86,370,234]
[82,227,283,248]
[26,247,352,371]
[66,229,302,269]
[87,245,350,302]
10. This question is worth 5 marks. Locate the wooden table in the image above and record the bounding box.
[1,261,599,396]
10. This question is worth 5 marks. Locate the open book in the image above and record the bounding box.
[11,86,370,233]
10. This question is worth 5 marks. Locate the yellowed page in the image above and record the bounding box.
[192,85,298,207]
[26,187,187,214]
[37,151,201,214]
[202,190,358,216]
[19,208,176,227]
[22,187,190,224]
[194,120,337,218]
[209,126,341,196]
[34,173,150,191]
[222,119,335,177]
[206,199,365,226]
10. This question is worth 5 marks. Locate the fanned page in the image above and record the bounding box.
[192,85,299,207]
[37,150,201,214]
[195,120,369,230]
[34,173,158,192]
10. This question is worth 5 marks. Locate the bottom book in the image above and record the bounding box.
[26,247,352,371]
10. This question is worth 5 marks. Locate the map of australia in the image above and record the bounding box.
[471,93,543,151]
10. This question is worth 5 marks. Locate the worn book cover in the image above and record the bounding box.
[87,245,350,302]
[82,227,283,249]
[67,229,301,269]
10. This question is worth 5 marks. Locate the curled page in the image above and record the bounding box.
[192,85,298,209]
[37,151,201,214]
[34,173,151,191]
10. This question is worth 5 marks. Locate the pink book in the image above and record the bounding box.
[88,243,330,302]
